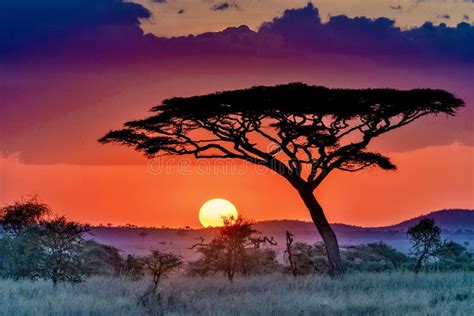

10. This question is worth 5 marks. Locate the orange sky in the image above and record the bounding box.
[1,0,473,229]
[1,144,472,228]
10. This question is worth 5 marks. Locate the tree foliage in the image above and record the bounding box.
[342,242,409,272]
[36,216,89,285]
[188,217,278,281]
[145,250,183,293]
[0,196,50,237]
[0,199,89,285]
[407,218,442,273]
[432,241,474,271]
[100,83,462,188]
[80,240,124,277]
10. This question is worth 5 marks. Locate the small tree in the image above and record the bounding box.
[188,217,275,282]
[0,196,50,237]
[0,198,49,279]
[144,250,183,293]
[37,216,89,285]
[101,83,463,275]
[407,218,441,273]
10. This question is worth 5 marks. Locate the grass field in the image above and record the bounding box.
[1,272,473,315]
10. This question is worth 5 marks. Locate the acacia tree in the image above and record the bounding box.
[407,218,442,273]
[0,196,50,237]
[37,216,89,285]
[100,83,463,275]
[144,250,182,293]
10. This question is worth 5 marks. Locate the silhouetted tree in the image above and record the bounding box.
[0,198,49,279]
[37,216,89,285]
[0,196,50,237]
[285,231,298,277]
[407,218,441,273]
[144,250,183,293]
[188,217,276,282]
[100,83,463,275]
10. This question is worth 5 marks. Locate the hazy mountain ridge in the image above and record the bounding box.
[253,209,474,233]
[88,209,474,257]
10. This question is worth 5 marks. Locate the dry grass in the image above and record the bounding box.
[1,272,473,315]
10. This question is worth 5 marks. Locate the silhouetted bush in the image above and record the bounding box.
[121,254,145,280]
[430,241,474,271]
[187,217,278,281]
[342,242,410,272]
[0,199,89,285]
[284,242,330,275]
[0,229,43,279]
[284,241,410,274]
[80,240,123,276]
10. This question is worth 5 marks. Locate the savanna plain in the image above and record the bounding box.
[1,272,474,315]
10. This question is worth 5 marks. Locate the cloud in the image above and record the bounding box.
[437,14,451,19]
[258,3,474,62]
[211,1,240,11]
[0,1,472,164]
[0,0,150,59]
[390,5,402,10]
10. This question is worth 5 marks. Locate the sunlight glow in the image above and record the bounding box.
[199,198,238,228]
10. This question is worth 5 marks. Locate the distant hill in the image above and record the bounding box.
[253,209,474,233]
[89,209,474,256]
[376,209,474,232]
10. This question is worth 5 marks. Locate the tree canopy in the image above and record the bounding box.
[100,83,463,191]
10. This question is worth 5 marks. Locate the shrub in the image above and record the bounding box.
[284,242,330,275]
[80,240,123,276]
[342,242,410,272]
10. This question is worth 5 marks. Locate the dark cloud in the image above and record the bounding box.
[0,0,150,59]
[463,15,470,21]
[1,1,472,63]
[437,14,451,19]
[258,3,474,62]
[0,1,473,164]
[211,1,240,11]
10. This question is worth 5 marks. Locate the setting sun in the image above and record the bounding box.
[199,198,238,228]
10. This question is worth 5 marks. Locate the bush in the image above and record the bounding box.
[342,242,410,272]
[80,240,123,276]
[284,242,330,275]
[430,241,474,271]
[284,241,410,275]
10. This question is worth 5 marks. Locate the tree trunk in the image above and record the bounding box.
[298,188,344,276]
[414,252,426,274]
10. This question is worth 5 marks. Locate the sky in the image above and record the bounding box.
[0,0,473,228]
